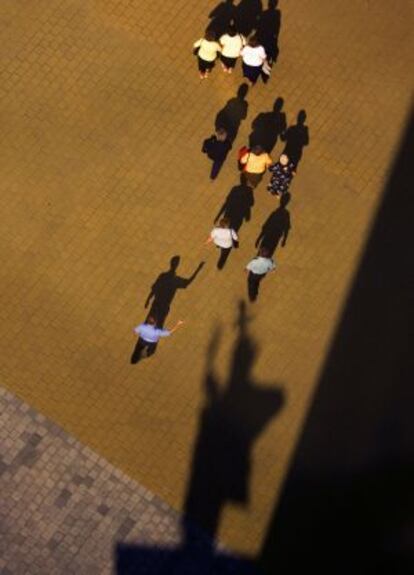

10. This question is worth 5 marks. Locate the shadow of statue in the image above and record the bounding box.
[144,256,204,328]
[235,0,263,37]
[206,0,237,38]
[214,181,255,233]
[249,96,287,153]
[216,84,249,144]
[117,301,283,574]
[255,192,291,256]
[256,0,281,64]
[182,301,285,544]
[281,109,309,168]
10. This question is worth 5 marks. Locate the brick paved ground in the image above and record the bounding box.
[0,0,413,564]
[0,385,259,574]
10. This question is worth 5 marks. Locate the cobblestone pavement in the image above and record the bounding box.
[0,385,259,574]
[0,0,413,565]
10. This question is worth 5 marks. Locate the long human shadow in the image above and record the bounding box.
[259,112,414,574]
[130,256,204,363]
[206,0,237,37]
[216,84,249,144]
[144,256,204,328]
[117,301,285,574]
[214,180,255,233]
[281,109,309,168]
[249,96,287,153]
[256,0,282,64]
[255,192,291,256]
[235,0,263,37]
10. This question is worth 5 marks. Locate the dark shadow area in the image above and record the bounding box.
[183,301,285,540]
[255,192,291,256]
[216,84,249,144]
[206,0,237,38]
[214,182,255,232]
[116,540,258,575]
[235,0,263,37]
[130,256,203,363]
[118,301,284,574]
[281,109,309,167]
[249,96,287,153]
[256,0,281,64]
[259,112,414,574]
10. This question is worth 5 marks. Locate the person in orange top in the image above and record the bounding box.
[240,145,272,188]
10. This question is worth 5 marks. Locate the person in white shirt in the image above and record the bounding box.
[193,30,222,80]
[240,35,268,85]
[206,217,239,270]
[219,25,246,73]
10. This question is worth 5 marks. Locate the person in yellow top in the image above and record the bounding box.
[193,31,222,80]
[240,145,272,188]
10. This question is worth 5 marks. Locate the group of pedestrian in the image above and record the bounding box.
[133,1,302,360]
[206,141,294,301]
[193,0,280,84]
[194,27,270,85]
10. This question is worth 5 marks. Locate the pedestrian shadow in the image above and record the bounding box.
[255,192,291,256]
[216,84,249,144]
[214,180,255,233]
[130,256,204,363]
[256,0,282,64]
[206,0,237,38]
[235,0,263,37]
[281,109,310,168]
[249,97,287,153]
[117,301,285,573]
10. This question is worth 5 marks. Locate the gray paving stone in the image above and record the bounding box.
[0,384,256,574]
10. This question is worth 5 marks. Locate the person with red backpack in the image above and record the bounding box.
[239,144,272,189]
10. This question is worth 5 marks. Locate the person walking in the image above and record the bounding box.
[245,247,276,301]
[267,153,296,196]
[239,144,272,189]
[240,36,268,86]
[202,127,232,180]
[131,316,184,363]
[219,25,246,73]
[193,31,222,79]
[206,217,239,270]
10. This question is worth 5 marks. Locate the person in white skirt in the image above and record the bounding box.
[219,25,246,73]
[206,218,239,270]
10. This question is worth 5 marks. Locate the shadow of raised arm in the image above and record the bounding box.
[214,200,227,224]
[144,287,154,309]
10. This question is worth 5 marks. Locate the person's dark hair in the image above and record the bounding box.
[227,24,237,37]
[147,316,156,326]
[219,218,230,228]
[252,144,264,155]
[259,247,270,257]
[248,35,259,48]
[205,30,217,42]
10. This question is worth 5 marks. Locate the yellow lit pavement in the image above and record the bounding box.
[0,0,412,555]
